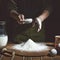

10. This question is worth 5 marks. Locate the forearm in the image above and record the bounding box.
[35,10,50,32]
[10,10,25,24]
[10,10,19,20]
[37,10,50,22]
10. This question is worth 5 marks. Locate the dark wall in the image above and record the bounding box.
[45,0,60,42]
[0,0,8,20]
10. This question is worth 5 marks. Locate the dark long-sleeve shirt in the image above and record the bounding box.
[8,0,52,18]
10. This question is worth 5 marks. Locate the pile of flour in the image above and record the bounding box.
[12,39,49,52]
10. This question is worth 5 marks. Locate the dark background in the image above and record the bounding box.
[0,0,60,42]
[45,0,60,42]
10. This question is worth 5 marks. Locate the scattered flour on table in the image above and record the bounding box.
[11,39,49,52]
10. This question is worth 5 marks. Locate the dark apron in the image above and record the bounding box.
[13,22,46,43]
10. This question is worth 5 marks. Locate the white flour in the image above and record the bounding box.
[12,39,49,52]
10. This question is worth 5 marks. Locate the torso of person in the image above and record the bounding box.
[8,0,47,43]
[15,0,44,18]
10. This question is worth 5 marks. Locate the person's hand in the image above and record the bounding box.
[36,18,42,32]
[32,18,42,32]
[17,14,25,24]
[18,14,33,24]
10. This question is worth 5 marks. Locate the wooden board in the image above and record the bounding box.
[5,43,53,57]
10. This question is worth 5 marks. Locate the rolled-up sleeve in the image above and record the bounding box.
[42,0,53,14]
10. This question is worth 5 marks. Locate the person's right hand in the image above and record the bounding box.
[17,14,25,24]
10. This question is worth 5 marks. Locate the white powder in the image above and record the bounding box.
[12,39,49,52]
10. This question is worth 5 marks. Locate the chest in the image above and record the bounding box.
[16,0,43,9]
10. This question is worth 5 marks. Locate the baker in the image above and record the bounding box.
[7,0,52,43]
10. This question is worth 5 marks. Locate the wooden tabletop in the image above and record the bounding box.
[4,43,54,57]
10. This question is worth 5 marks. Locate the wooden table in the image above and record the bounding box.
[0,43,55,60]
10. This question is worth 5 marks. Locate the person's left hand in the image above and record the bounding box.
[32,18,42,32]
